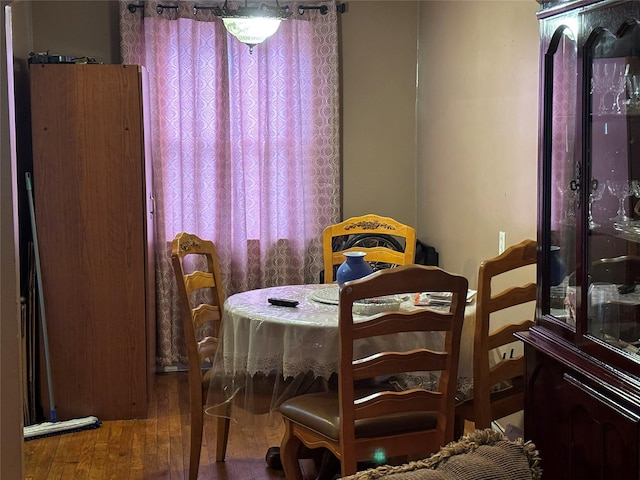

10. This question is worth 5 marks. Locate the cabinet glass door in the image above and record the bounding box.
[547,26,577,326]
[587,23,640,356]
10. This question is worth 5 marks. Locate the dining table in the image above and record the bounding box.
[205,282,478,429]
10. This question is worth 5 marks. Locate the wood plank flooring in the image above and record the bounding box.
[24,372,318,480]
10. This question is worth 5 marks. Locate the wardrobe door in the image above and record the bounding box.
[30,64,153,420]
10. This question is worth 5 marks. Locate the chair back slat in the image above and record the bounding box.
[331,246,409,267]
[353,349,450,380]
[489,357,526,387]
[488,283,536,314]
[354,389,443,420]
[488,320,535,350]
[192,304,221,332]
[184,270,216,294]
[353,311,454,339]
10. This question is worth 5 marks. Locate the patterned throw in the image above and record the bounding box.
[341,428,542,480]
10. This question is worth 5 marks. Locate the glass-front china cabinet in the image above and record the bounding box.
[519,1,640,478]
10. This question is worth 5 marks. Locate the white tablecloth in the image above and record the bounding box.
[205,283,476,427]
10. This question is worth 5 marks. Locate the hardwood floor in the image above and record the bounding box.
[24,372,319,480]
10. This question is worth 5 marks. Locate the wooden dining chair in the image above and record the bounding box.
[322,213,417,283]
[171,232,230,480]
[454,239,537,436]
[279,264,468,478]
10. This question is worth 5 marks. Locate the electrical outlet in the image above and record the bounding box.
[499,231,506,254]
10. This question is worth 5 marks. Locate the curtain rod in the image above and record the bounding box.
[127,2,347,15]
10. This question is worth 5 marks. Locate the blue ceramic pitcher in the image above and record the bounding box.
[336,251,374,286]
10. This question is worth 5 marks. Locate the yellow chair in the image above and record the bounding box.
[279,264,468,478]
[322,214,417,283]
[171,232,229,479]
[455,239,537,435]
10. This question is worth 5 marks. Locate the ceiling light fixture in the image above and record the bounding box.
[213,1,292,54]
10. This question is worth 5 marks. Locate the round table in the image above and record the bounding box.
[205,283,476,428]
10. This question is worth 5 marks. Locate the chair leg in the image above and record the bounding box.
[340,453,358,478]
[454,414,466,440]
[216,415,231,462]
[189,406,203,480]
[474,405,492,431]
[315,450,341,480]
[280,419,304,480]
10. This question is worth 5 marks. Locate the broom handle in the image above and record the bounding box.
[25,173,57,422]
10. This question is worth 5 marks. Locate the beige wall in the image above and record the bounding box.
[340,1,419,227]
[339,0,540,287]
[417,1,539,287]
[30,1,119,63]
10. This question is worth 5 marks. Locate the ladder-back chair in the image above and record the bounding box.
[171,232,229,480]
[279,264,468,478]
[455,239,537,435]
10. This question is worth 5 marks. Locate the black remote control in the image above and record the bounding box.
[268,298,299,307]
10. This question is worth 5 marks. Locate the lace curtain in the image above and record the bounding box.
[119,0,340,366]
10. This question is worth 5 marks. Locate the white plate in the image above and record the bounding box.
[352,296,402,315]
[310,285,408,313]
[415,289,477,306]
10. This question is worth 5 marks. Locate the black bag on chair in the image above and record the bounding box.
[415,239,439,267]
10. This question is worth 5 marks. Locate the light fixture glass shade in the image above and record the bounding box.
[213,1,291,53]
[222,17,282,49]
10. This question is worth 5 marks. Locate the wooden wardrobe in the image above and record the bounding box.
[29,64,155,420]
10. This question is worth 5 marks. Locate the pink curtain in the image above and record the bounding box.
[120,1,340,366]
